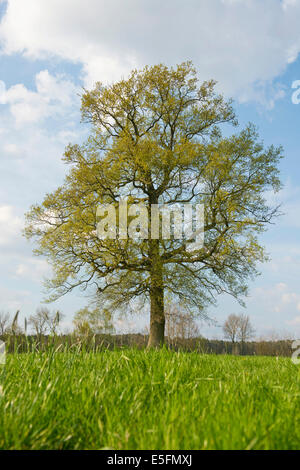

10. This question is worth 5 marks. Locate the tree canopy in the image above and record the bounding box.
[25,62,283,346]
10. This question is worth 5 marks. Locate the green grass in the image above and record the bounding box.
[0,348,300,450]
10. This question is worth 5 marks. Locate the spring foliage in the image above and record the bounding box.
[25,62,282,325]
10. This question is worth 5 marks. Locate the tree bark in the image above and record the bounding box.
[148,281,164,348]
[147,238,165,348]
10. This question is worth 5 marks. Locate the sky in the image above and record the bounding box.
[0,0,300,338]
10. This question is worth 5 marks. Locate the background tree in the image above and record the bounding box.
[25,62,282,347]
[73,306,114,337]
[237,314,255,343]
[223,314,241,344]
[29,307,49,337]
[223,313,255,354]
[0,311,10,336]
[29,307,64,336]
[6,310,22,335]
[46,310,63,335]
[165,304,200,343]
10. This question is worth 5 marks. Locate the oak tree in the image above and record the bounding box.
[25,62,282,347]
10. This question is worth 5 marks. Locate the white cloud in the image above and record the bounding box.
[252,282,300,315]
[265,181,300,229]
[3,142,18,154]
[0,205,23,246]
[0,70,84,208]
[282,0,298,10]
[238,82,287,110]
[286,315,300,325]
[282,292,299,303]
[15,258,50,282]
[0,0,300,104]
[0,79,5,103]
[0,285,31,312]
[0,206,51,281]
[0,70,79,125]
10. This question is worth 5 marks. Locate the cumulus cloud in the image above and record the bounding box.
[0,68,85,209]
[253,282,300,315]
[0,69,79,125]
[15,258,50,282]
[0,285,31,312]
[0,0,300,104]
[0,205,23,246]
[0,206,49,282]
[286,314,300,325]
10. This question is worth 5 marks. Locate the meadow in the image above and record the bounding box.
[0,348,300,450]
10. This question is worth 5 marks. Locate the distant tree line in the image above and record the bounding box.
[0,309,294,357]
[0,333,293,357]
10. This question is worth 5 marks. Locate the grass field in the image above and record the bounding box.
[0,348,300,450]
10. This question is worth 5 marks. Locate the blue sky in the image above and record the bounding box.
[0,0,300,338]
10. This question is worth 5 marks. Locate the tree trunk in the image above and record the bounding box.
[147,238,165,348]
[148,282,164,348]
